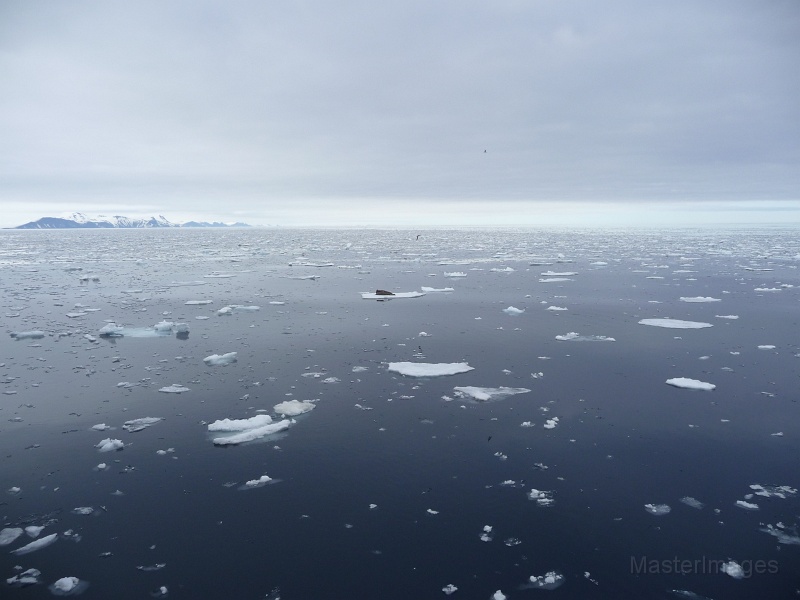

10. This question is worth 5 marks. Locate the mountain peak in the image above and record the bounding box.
[14,214,250,229]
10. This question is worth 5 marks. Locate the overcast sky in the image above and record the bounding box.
[1,0,798,228]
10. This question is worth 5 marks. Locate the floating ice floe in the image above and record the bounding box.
[680,496,704,509]
[96,438,124,452]
[452,386,530,402]
[543,417,559,429]
[185,300,212,305]
[243,475,274,488]
[528,489,554,506]
[547,306,567,311]
[638,319,713,329]
[539,277,573,282]
[273,400,316,416]
[203,352,238,366]
[502,306,524,315]
[6,567,41,587]
[444,272,466,277]
[525,571,564,590]
[10,532,57,555]
[98,323,124,337]
[735,500,759,510]
[361,291,426,299]
[99,321,188,338]
[122,417,162,432]
[0,527,23,546]
[208,415,291,446]
[49,576,88,596]
[541,271,577,276]
[420,287,454,292]
[158,384,190,393]
[644,503,671,515]
[680,297,721,303]
[217,305,260,315]
[757,345,776,350]
[715,314,738,319]
[555,332,615,342]
[665,378,715,391]
[387,362,474,377]
[9,330,45,340]
[760,523,800,545]
[491,591,507,600]
[750,484,796,498]
[442,584,458,595]
[721,561,745,579]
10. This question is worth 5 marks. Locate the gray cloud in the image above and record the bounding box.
[1,0,798,226]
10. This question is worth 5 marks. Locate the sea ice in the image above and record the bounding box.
[502,306,524,315]
[420,287,454,292]
[491,591,507,600]
[387,362,474,377]
[6,568,41,587]
[638,319,712,329]
[98,323,124,336]
[444,272,466,277]
[750,484,796,498]
[721,561,745,579]
[760,523,800,545]
[158,384,190,393]
[679,297,721,303]
[0,527,23,546]
[528,489,554,506]
[96,438,124,452]
[543,417,559,429]
[10,330,45,340]
[452,386,530,402]
[442,584,458,595]
[273,400,316,416]
[539,277,573,282]
[122,417,162,432]
[185,300,212,305]
[203,352,238,366]
[715,315,739,319]
[555,332,615,341]
[665,378,716,391]
[244,475,273,488]
[526,571,564,590]
[644,503,671,515]
[735,500,759,510]
[679,496,704,509]
[209,415,291,445]
[217,305,260,315]
[10,532,57,555]
[547,306,567,311]
[360,291,425,299]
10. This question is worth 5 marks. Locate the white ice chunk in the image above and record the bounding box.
[98,323,124,337]
[444,272,467,277]
[387,362,474,377]
[721,561,745,579]
[638,318,713,329]
[210,418,291,445]
[735,500,759,511]
[360,291,425,299]
[244,475,273,488]
[503,306,524,315]
[528,489,554,506]
[680,296,721,303]
[0,527,23,546]
[527,571,564,590]
[96,438,124,452]
[666,378,716,391]
[273,400,316,416]
[442,584,458,595]
[453,386,530,402]
[217,305,260,315]
[203,352,238,366]
[122,417,162,432]
[10,532,57,555]
[420,287,454,292]
[10,330,45,340]
[158,384,190,393]
[555,332,615,341]
[644,503,671,515]
[208,414,274,432]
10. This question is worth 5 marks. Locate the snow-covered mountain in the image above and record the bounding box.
[14,213,250,229]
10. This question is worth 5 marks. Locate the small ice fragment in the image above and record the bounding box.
[757,345,776,350]
[96,438,124,452]
[25,525,44,537]
[735,500,759,511]
[122,417,162,432]
[158,384,189,393]
[6,567,41,586]
[427,509,439,515]
[10,330,45,340]
[644,503,671,515]
[453,386,530,402]
[638,318,712,329]
[680,296,721,303]
[387,362,473,377]
[528,489,554,506]
[680,496,704,509]
[0,527,23,546]
[244,475,273,488]
[543,417,559,429]
[442,584,458,595]
[527,571,564,590]
[203,352,238,366]
[10,532,57,555]
[503,306,524,315]
[491,591,507,600]
[273,400,315,416]
[665,378,715,391]
[721,561,745,579]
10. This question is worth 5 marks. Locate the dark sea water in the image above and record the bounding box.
[0,228,798,599]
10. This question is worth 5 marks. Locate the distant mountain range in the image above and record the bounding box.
[14,213,251,229]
